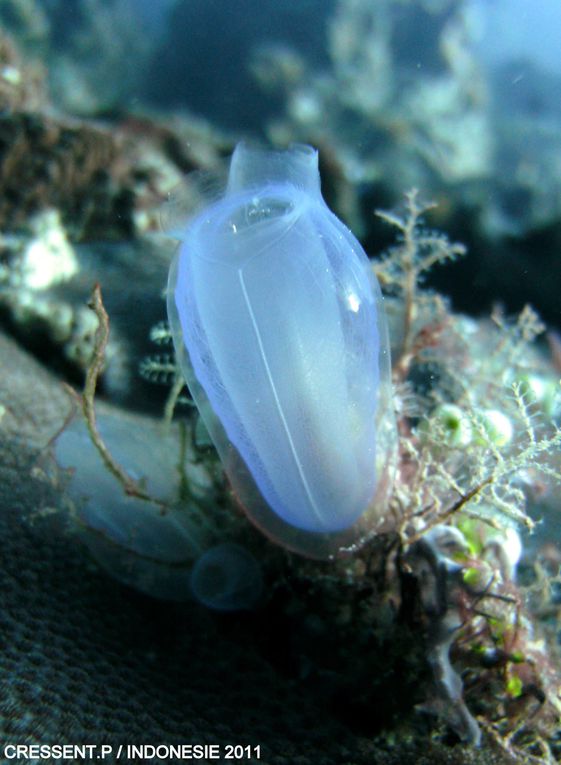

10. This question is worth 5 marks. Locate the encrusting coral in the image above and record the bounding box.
[373,192,561,758]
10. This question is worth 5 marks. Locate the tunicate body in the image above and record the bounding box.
[168,143,395,558]
[54,407,210,601]
[55,408,263,609]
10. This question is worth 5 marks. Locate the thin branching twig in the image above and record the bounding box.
[74,283,167,507]
[375,189,466,379]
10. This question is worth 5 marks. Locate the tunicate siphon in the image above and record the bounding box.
[190,543,263,611]
[168,143,395,558]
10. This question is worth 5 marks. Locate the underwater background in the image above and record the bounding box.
[0,1,560,764]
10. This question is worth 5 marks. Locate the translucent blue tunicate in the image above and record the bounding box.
[168,143,395,558]
[190,543,263,611]
[54,408,210,601]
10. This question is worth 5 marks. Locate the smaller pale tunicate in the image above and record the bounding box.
[54,407,211,601]
[190,543,263,611]
[168,143,396,558]
[55,410,264,610]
